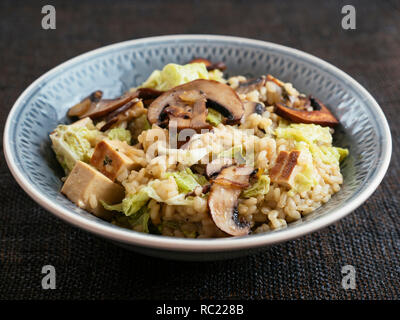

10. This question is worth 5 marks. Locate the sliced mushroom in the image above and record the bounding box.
[206,158,234,179]
[236,76,266,94]
[136,88,163,100]
[147,79,244,130]
[212,165,256,188]
[68,91,103,117]
[270,150,301,188]
[100,98,145,132]
[68,91,139,120]
[208,165,254,236]
[188,58,227,71]
[167,90,210,131]
[274,96,339,127]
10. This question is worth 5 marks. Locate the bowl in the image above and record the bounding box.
[3,35,392,261]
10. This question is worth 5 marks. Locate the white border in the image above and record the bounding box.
[3,35,392,253]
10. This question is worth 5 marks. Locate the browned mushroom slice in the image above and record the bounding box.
[100,98,144,132]
[135,88,163,108]
[68,91,103,117]
[213,165,255,189]
[208,165,254,236]
[270,150,301,188]
[206,158,234,179]
[274,96,339,127]
[148,79,244,130]
[136,88,163,100]
[69,90,139,120]
[165,90,211,131]
[236,76,266,94]
[188,58,227,71]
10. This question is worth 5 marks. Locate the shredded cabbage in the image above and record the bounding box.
[103,177,196,214]
[111,206,150,233]
[101,201,123,213]
[275,123,332,145]
[206,108,223,126]
[242,175,270,198]
[50,119,100,174]
[101,188,150,216]
[107,128,132,145]
[166,168,207,193]
[140,63,225,91]
[189,168,209,186]
[144,181,195,206]
[130,207,150,233]
[293,141,318,192]
[276,123,348,166]
[122,189,150,216]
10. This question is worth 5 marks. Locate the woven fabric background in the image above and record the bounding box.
[0,0,399,300]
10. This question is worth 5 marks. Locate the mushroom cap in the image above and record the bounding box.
[274,96,339,127]
[68,91,139,120]
[68,90,103,118]
[208,165,254,236]
[68,88,162,120]
[147,79,244,130]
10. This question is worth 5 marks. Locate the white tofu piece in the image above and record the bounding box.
[61,161,124,219]
[90,139,145,182]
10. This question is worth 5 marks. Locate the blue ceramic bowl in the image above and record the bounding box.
[3,35,392,260]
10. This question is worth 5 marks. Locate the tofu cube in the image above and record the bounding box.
[61,161,124,219]
[90,139,145,182]
[270,150,301,188]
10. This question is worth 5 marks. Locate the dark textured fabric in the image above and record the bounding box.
[0,0,399,300]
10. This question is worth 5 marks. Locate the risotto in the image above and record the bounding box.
[50,58,348,238]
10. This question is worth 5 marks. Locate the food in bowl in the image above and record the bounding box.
[50,58,348,238]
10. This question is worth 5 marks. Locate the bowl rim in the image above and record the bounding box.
[3,34,392,252]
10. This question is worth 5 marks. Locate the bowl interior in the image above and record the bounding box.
[5,36,390,250]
